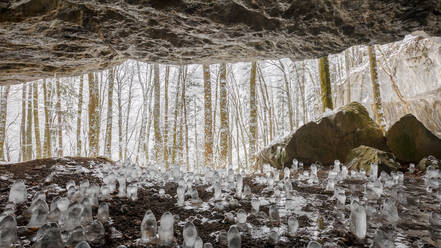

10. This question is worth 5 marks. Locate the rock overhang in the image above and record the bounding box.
[1,0,441,84]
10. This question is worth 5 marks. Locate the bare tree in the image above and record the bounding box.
[0,86,10,160]
[318,56,333,112]
[105,68,114,158]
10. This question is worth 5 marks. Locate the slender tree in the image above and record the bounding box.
[318,56,333,112]
[88,73,99,156]
[20,84,27,161]
[56,77,63,157]
[32,83,42,159]
[105,68,114,158]
[219,63,229,168]
[163,65,170,168]
[43,80,52,158]
[171,66,183,164]
[0,86,10,160]
[249,61,258,162]
[368,45,387,133]
[26,84,33,160]
[344,49,351,104]
[77,75,84,156]
[203,64,213,168]
[153,64,163,162]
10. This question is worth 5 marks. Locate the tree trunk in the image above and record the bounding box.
[0,86,10,161]
[318,56,333,112]
[203,64,213,168]
[153,64,163,162]
[20,84,27,161]
[56,78,63,157]
[368,46,386,133]
[43,80,52,158]
[105,68,114,158]
[249,61,258,162]
[344,49,351,104]
[163,65,170,168]
[77,75,84,156]
[278,60,294,130]
[171,66,183,164]
[32,83,42,159]
[219,63,229,168]
[26,83,33,160]
[88,73,99,156]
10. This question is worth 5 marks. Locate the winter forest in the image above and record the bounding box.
[2,2,441,247]
[1,35,440,169]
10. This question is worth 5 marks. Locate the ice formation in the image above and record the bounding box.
[288,216,299,236]
[227,225,241,248]
[350,204,367,239]
[183,222,197,248]
[8,180,27,204]
[158,212,174,245]
[0,215,17,247]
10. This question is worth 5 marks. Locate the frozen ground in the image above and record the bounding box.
[0,157,440,247]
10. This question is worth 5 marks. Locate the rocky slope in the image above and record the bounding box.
[1,0,441,84]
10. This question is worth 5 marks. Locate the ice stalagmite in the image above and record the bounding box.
[141,210,157,243]
[0,215,17,247]
[33,224,64,248]
[370,163,378,180]
[8,180,27,204]
[75,241,91,248]
[194,236,203,248]
[97,202,109,222]
[429,212,441,241]
[118,177,126,197]
[214,183,221,201]
[177,186,185,206]
[307,241,322,248]
[236,174,243,198]
[350,204,367,239]
[251,198,260,214]
[127,184,138,201]
[183,222,197,248]
[288,216,299,235]
[382,199,399,223]
[85,220,105,242]
[27,199,49,229]
[227,225,241,248]
[158,212,174,246]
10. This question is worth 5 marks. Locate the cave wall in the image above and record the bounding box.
[1,0,441,84]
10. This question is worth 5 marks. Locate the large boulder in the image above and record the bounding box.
[256,102,387,169]
[386,114,441,163]
[345,145,400,174]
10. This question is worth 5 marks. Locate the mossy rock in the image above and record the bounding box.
[417,155,440,172]
[386,114,441,163]
[256,102,387,169]
[345,145,400,173]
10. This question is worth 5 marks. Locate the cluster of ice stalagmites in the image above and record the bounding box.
[1,155,440,247]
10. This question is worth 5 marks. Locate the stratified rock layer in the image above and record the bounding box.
[1,0,441,84]
[257,102,387,168]
[386,114,441,163]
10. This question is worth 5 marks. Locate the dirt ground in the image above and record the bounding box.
[0,157,437,248]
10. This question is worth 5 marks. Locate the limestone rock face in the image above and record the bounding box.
[386,114,441,163]
[257,102,387,168]
[1,0,441,84]
[346,145,400,173]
